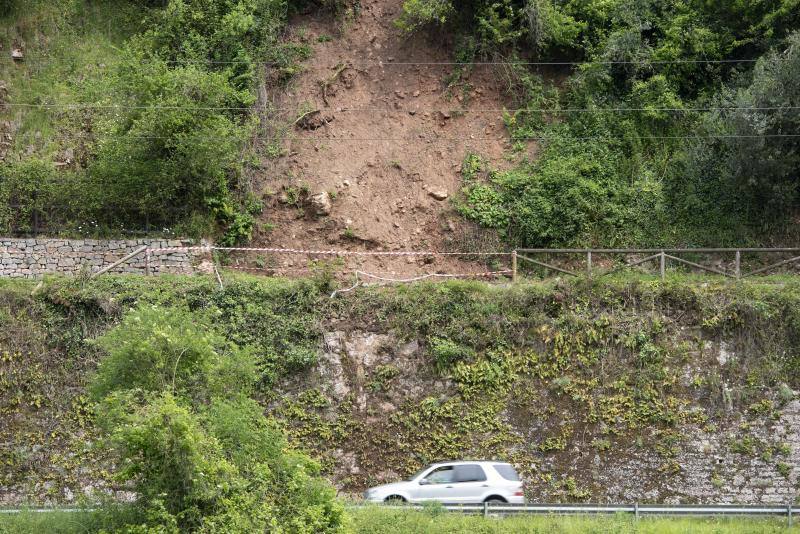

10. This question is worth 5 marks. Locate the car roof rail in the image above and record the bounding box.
[431,459,509,465]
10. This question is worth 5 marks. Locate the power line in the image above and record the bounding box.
[4,103,799,113]
[41,133,800,141]
[5,57,785,66]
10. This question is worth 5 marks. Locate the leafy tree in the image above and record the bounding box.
[91,306,345,532]
[402,0,800,245]
[0,159,65,234]
[669,30,800,233]
[85,57,249,226]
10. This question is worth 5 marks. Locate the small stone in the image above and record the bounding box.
[413,90,420,97]
[309,192,332,216]
[428,189,448,201]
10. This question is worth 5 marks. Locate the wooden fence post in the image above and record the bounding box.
[660,251,666,281]
[735,250,741,280]
[512,250,518,283]
[587,251,592,278]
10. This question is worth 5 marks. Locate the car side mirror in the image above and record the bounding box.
[419,478,431,485]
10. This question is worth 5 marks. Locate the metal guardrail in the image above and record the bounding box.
[351,503,795,524]
[515,248,800,280]
[1,503,795,525]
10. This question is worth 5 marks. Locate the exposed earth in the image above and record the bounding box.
[242,0,531,278]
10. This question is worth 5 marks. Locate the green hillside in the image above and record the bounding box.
[1,274,798,530]
[1,0,798,247]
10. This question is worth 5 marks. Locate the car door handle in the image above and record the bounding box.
[445,485,453,488]
[481,484,489,487]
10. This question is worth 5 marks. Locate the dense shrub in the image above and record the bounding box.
[667,31,800,235]
[0,159,64,234]
[394,0,454,33]
[86,59,250,228]
[2,0,292,243]
[91,305,345,532]
[402,0,800,246]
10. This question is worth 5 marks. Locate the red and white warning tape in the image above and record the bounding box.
[148,245,510,256]
[355,270,512,282]
[227,265,316,273]
[225,265,511,280]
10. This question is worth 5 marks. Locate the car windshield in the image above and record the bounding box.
[407,466,430,481]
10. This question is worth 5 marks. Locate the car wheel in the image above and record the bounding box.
[484,497,507,504]
[384,495,406,504]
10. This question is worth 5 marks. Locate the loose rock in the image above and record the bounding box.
[309,192,332,216]
[428,189,448,201]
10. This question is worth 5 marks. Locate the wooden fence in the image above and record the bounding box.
[515,248,800,280]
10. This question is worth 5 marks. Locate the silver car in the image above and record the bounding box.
[363,461,524,504]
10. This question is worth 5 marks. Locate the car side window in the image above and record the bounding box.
[453,464,487,483]
[424,466,454,484]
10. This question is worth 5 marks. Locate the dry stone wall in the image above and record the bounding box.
[308,331,800,505]
[0,238,201,278]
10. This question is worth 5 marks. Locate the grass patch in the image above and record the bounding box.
[348,507,798,533]
[0,0,143,156]
[1,507,797,533]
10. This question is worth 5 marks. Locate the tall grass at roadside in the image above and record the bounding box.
[349,506,799,534]
[2,507,797,534]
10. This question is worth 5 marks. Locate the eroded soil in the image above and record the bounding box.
[244,0,530,278]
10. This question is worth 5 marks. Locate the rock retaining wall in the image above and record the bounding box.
[0,238,201,278]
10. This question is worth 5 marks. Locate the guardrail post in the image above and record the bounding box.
[660,251,666,281]
[512,250,518,283]
[587,251,592,278]
[483,501,488,518]
[789,504,793,527]
[634,502,639,520]
[735,250,741,280]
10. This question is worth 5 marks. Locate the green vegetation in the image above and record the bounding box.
[349,507,799,533]
[2,507,798,534]
[1,273,798,507]
[4,1,799,247]
[0,0,301,243]
[399,0,800,246]
[88,305,344,531]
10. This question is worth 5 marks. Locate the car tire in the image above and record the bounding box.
[384,495,406,504]
[484,497,507,504]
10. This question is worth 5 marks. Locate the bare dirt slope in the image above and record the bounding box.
[247,0,525,277]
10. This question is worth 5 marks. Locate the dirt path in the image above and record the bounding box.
[246,0,523,277]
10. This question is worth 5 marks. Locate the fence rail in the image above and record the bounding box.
[516,248,800,280]
[6,243,795,282]
[136,246,800,282]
